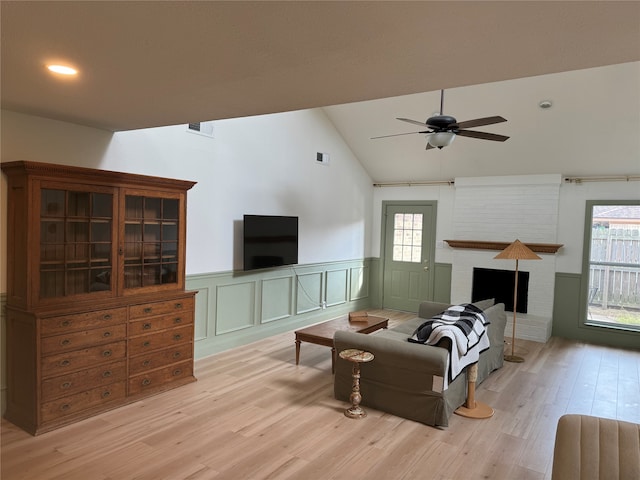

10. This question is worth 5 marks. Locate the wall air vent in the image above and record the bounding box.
[316,152,330,165]
[186,121,215,138]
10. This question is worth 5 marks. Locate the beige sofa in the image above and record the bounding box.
[552,414,640,479]
[333,299,506,427]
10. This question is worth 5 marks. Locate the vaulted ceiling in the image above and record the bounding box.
[2,1,639,181]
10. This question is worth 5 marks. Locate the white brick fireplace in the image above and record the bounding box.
[449,174,562,342]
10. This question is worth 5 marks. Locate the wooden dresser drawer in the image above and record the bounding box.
[41,360,127,402]
[127,325,193,356]
[41,308,127,336]
[129,297,194,320]
[42,341,127,378]
[41,324,127,355]
[129,344,193,376]
[129,311,193,336]
[128,361,193,396]
[41,381,126,423]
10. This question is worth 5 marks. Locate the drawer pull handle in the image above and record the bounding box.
[102,350,112,357]
[61,339,71,346]
[142,378,151,386]
[173,369,182,376]
[174,317,182,324]
[143,323,152,330]
[102,370,112,378]
[143,341,151,347]
[175,303,182,309]
[103,314,112,320]
[144,307,152,314]
[60,404,71,411]
[101,390,111,399]
[173,334,182,341]
[103,331,112,338]
[60,360,71,367]
[142,360,151,367]
[61,382,72,389]
[61,320,71,327]
[173,352,181,359]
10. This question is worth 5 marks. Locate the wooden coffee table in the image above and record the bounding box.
[294,315,388,373]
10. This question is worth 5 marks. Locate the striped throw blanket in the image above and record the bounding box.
[408,303,490,389]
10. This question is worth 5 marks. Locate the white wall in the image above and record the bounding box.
[324,62,640,183]
[0,108,374,290]
[557,181,640,274]
[371,184,456,265]
[450,175,561,325]
[371,177,640,276]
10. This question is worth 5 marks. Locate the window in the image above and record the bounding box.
[584,201,640,330]
[392,213,423,262]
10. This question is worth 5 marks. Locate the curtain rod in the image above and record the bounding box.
[373,176,639,187]
[373,180,454,187]
[564,175,640,184]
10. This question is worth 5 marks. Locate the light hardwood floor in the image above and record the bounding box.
[2,309,639,480]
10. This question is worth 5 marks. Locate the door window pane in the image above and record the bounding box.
[392,213,423,262]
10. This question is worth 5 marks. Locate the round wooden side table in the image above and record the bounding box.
[339,348,374,419]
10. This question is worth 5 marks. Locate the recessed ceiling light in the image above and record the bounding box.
[47,64,78,75]
[539,100,552,109]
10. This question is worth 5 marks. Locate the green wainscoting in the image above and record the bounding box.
[433,263,452,304]
[187,259,372,360]
[553,272,639,350]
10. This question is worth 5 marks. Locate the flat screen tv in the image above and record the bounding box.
[243,215,298,271]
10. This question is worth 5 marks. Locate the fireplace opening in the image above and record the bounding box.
[472,267,530,313]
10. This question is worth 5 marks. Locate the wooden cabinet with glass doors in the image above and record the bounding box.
[1,161,197,435]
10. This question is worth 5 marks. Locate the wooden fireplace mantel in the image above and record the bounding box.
[444,240,563,254]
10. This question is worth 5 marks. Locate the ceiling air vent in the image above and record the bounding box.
[186,121,215,138]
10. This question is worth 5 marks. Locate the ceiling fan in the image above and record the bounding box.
[372,89,509,150]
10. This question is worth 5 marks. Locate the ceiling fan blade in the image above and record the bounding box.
[457,129,509,142]
[397,117,428,127]
[453,116,507,129]
[371,130,429,140]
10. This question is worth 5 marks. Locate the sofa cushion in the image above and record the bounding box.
[418,301,452,320]
[386,317,425,336]
[396,299,497,337]
[483,303,507,347]
[552,414,640,480]
[472,298,495,311]
[417,298,494,321]
[376,328,415,342]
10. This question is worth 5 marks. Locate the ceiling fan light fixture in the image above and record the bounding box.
[429,131,456,148]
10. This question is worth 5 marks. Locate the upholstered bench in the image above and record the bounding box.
[551,414,640,479]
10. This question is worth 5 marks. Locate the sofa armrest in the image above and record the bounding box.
[334,330,448,376]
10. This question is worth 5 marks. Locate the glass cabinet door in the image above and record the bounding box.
[123,193,180,290]
[40,187,115,300]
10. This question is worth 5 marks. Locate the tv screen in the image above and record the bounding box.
[243,215,298,271]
